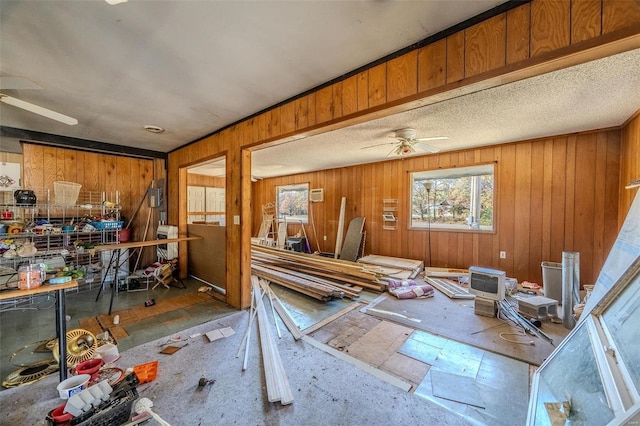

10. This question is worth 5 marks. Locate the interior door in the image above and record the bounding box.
[205,187,225,225]
[187,186,205,224]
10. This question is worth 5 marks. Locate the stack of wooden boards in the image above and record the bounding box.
[357,255,424,280]
[251,244,386,301]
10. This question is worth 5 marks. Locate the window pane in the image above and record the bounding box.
[276,183,309,223]
[532,323,615,426]
[602,271,640,391]
[411,164,494,231]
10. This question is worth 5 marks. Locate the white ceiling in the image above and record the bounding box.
[1,1,639,179]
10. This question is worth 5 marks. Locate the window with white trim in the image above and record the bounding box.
[410,164,494,231]
[276,183,309,224]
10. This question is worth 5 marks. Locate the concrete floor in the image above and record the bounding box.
[0,278,533,425]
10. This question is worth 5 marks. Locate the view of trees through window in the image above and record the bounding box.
[411,164,494,230]
[276,183,309,223]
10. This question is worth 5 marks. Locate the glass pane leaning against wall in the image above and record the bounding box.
[527,256,640,425]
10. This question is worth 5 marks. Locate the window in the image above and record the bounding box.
[528,257,640,425]
[276,183,309,224]
[410,164,494,231]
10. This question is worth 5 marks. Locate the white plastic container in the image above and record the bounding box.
[541,261,562,303]
[95,343,119,363]
[57,374,91,399]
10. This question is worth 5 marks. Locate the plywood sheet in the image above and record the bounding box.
[339,217,365,262]
[345,320,413,367]
[364,286,569,366]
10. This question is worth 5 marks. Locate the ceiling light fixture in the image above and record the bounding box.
[105,0,128,5]
[143,125,165,134]
[0,93,78,125]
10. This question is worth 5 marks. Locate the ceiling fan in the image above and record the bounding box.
[0,77,78,125]
[361,128,448,156]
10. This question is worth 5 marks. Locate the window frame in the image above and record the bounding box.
[409,163,496,232]
[275,183,309,224]
[527,256,640,425]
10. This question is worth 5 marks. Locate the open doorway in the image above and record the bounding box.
[185,156,227,295]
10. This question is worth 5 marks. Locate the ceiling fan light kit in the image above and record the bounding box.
[0,93,78,125]
[362,127,448,156]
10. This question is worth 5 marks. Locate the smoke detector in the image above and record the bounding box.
[144,125,165,134]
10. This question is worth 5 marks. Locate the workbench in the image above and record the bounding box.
[0,280,78,382]
[94,237,201,315]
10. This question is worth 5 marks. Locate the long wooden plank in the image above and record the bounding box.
[252,245,384,280]
[252,248,384,291]
[268,287,304,340]
[252,277,293,405]
[253,263,361,299]
[301,302,362,335]
[334,197,346,258]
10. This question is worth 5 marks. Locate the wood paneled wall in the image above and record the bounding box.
[620,111,640,224]
[21,143,164,268]
[187,174,225,188]
[253,129,621,286]
[168,0,640,308]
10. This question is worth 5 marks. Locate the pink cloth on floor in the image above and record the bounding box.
[390,284,434,299]
[387,278,417,289]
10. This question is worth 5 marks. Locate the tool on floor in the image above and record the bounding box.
[198,377,215,388]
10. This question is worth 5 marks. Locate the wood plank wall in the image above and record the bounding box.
[620,111,640,224]
[167,0,640,308]
[187,174,225,188]
[252,129,621,287]
[21,143,163,268]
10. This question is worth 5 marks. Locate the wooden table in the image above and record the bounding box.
[94,237,201,315]
[0,280,78,382]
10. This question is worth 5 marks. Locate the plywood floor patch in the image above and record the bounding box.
[345,321,413,367]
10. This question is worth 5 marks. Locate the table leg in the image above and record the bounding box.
[55,288,68,381]
[108,248,122,315]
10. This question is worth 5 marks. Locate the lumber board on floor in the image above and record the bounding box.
[252,244,385,301]
[252,276,293,405]
[301,302,362,335]
[358,255,424,279]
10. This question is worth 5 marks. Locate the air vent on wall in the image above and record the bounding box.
[310,188,324,202]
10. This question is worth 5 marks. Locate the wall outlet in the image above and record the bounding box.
[323,235,327,241]
[500,251,507,259]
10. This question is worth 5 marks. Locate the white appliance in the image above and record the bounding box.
[157,225,178,260]
[100,249,129,282]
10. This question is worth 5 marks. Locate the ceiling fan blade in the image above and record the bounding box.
[414,136,449,142]
[0,93,78,125]
[361,141,395,150]
[415,142,441,153]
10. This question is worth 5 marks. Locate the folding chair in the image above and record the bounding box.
[152,263,176,289]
